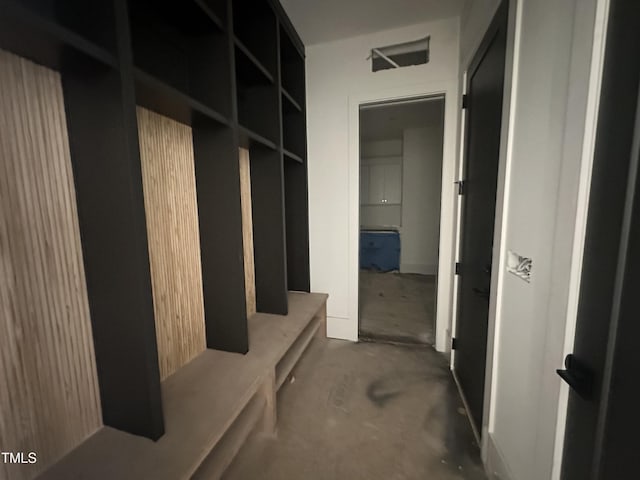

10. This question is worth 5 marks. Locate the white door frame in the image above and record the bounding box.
[347,79,461,352]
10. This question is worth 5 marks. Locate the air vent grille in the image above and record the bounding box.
[371,36,430,72]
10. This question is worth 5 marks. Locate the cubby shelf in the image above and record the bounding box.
[235,39,275,85]
[239,125,278,151]
[0,1,118,71]
[283,148,304,164]
[282,88,303,113]
[134,69,230,127]
[193,0,226,32]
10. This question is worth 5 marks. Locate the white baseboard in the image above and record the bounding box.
[326,316,358,341]
[400,263,438,275]
[485,433,514,480]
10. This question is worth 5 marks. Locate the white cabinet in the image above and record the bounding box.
[368,164,386,204]
[383,164,402,204]
[361,163,402,205]
[360,165,370,204]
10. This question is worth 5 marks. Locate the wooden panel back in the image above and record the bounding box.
[239,148,256,318]
[0,49,102,480]
[137,107,206,380]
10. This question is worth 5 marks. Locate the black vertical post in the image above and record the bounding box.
[247,11,288,315]
[284,160,311,292]
[61,0,164,440]
[279,20,310,293]
[193,123,249,353]
[250,146,289,314]
[232,1,288,315]
[191,0,249,354]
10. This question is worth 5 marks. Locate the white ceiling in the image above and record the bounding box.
[280,0,466,45]
[360,97,445,142]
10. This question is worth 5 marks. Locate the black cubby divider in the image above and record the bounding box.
[250,147,289,314]
[193,124,249,353]
[278,18,310,293]
[284,158,310,292]
[0,0,310,444]
[282,105,306,159]
[62,3,165,440]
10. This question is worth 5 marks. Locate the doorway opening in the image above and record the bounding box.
[358,95,445,345]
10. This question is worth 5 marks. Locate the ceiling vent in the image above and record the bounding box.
[370,36,430,72]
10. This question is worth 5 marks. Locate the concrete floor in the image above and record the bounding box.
[223,338,486,480]
[359,270,436,344]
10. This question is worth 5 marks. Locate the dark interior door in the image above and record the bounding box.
[454,1,508,433]
[560,1,640,478]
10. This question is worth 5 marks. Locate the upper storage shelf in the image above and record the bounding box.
[235,49,279,145]
[279,24,305,107]
[191,0,226,30]
[0,0,118,70]
[12,0,117,52]
[134,68,229,127]
[128,0,231,123]
[232,0,277,78]
[235,38,274,85]
[234,0,279,147]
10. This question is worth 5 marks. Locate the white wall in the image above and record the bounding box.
[457,0,604,479]
[400,126,443,275]
[360,204,402,227]
[306,17,460,345]
[361,139,403,157]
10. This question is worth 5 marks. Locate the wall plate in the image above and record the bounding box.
[506,250,532,283]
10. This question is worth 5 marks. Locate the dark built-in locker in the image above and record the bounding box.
[0,0,310,441]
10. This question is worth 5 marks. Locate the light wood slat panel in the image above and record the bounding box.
[239,148,256,318]
[0,49,102,480]
[137,107,206,380]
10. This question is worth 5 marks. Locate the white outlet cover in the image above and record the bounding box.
[506,250,532,283]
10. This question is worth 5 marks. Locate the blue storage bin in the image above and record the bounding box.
[360,230,400,271]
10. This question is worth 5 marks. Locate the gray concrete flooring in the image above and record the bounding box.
[223,338,486,480]
[359,271,436,344]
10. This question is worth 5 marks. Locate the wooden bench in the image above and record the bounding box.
[38,292,328,480]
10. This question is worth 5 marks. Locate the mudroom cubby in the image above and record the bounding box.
[0,0,314,478]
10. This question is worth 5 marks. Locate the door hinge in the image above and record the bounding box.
[451,337,458,350]
[456,180,465,195]
[462,94,469,109]
[455,262,462,275]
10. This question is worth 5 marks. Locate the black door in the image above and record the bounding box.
[454,1,508,433]
[560,1,640,478]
